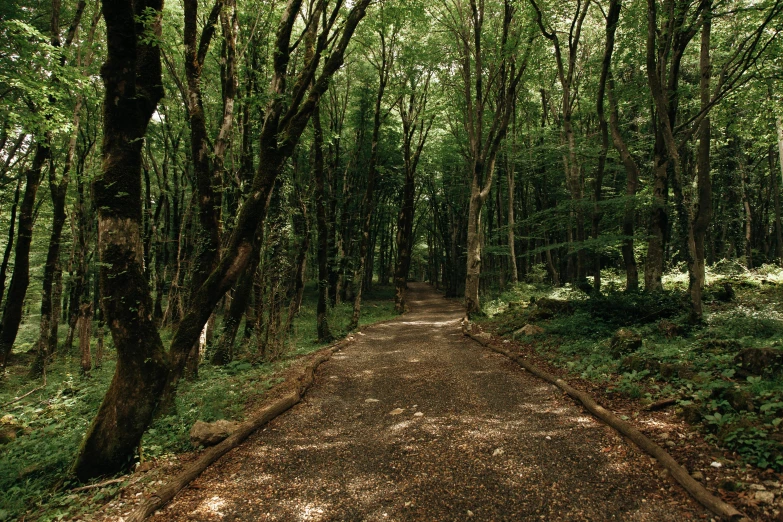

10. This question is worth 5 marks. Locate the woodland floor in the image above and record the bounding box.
[118,282,713,522]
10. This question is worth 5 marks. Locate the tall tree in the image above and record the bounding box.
[441,0,531,315]
[393,65,433,313]
[530,0,591,285]
[72,0,168,480]
[349,5,398,331]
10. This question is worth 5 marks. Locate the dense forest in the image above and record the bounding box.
[1,0,783,519]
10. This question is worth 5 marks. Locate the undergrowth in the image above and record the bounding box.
[0,285,396,522]
[480,263,783,472]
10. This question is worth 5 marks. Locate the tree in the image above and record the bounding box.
[440,0,531,315]
[72,0,169,480]
[393,56,434,313]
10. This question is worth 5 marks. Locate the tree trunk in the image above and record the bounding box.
[182,0,226,375]
[646,133,668,291]
[30,175,67,376]
[350,31,390,331]
[0,142,49,367]
[78,303,93,374]
[64,175,90,353]
[774,118,783,265]
[687,1,712,322]
[95,322,104,369]
[465,187,484,315]
[0,178,21,313]
[313,104,333,341]
[593,0,621,294]
[286,191,309,330]
[72,0,169,481]
[740,160,753,268]
[394,81,432,312]
[394,168,415,313]
[507,120,518,285]
[607,73,640,291]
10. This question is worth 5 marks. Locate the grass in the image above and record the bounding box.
[478,262,783,472]
[0,284,396,522]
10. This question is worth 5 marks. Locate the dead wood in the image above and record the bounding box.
[126,344,341,521]
[71,477,126,492]
[462,322,748,522]
[645,397,680,411]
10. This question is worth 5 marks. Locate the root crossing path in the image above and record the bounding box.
[153,283,706,521]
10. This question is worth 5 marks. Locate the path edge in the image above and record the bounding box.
[125,339,349,522]
[461,319,748,522]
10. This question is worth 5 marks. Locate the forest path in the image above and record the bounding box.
[152,283,705,521]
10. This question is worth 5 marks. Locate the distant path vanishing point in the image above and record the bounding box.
[150,282,705,521]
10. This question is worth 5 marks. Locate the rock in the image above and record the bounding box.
[389,408,404,415]
[0,428,16,445]
[679,403,702,424]
[658,320,683,339]
[515,324,544,336]
[755,491,776,504]
[659,362,694,381]
[475,332,492,343]
[414,412,424,417]
[0,415,27,445]
[734,347,783,377]
[710,461,722,468]
[691,471,704,481]
[677,364,695,380]
[722,387,755,412]
[529,298,572,321]
[492,448,504,456]
[536,298,572,314]
[610,328,642,358]
[665,440,676,448]
[699,338,740,352]
[189,419,240,448]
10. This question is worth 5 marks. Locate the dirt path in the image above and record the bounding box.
[151,283,706,521]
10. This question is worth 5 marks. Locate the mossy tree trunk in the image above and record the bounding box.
[72,0,168,481]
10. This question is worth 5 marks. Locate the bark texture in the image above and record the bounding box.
[72,0,169,481]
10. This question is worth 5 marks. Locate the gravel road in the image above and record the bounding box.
[151,283,707,521]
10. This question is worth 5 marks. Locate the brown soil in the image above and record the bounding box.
[136,284,708,521]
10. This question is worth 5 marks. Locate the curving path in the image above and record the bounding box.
[151,283,705,521]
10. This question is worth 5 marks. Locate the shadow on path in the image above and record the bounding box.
[151,283,705,521]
